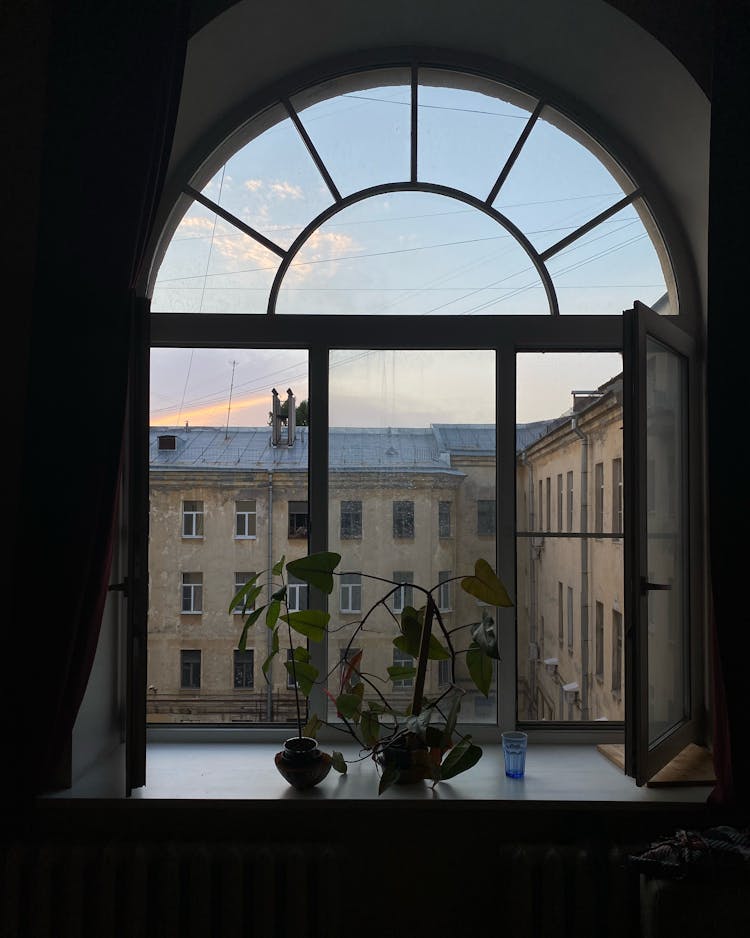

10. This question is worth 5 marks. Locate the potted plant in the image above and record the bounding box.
[229,553,512,794]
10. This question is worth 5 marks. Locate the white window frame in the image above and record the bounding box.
[392,647,414,688]
[181,572,203,614]
[235,499,257,539]
[437,571,452,612]
[392,571,413,614]
[180,649,201,689]
[233,649,255,689]
[182,500,204,538]
[287,574,308,613]
[339,573,362,613]
[233,572,256,614]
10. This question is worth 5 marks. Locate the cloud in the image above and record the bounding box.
[269,181,303,199]
[244,178,263,192]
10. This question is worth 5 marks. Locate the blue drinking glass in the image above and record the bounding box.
[502,731,528,778]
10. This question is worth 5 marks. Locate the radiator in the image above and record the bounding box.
[1,840,640,938]
[1,841,341,938]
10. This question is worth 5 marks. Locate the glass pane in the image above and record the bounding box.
[276,191,548,315]
[292,69,411,196]
[202,104,334,250]
[516,353,624,722]
[645,337,688,742]
[546,200,669,316]
[148,348,309,724]
[327,349,498,725]
[493,105,633,253]
[418,69,535,199]
[151,196,281,313]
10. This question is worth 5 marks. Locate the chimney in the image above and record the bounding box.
[271,388,296,447]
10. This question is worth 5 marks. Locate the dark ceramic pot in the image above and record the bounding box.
[376,735,430,784]
[274,736,332,790]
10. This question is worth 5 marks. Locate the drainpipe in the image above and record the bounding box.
[571,416,590,720]
[266,470,274,721]
[520,451,537,716]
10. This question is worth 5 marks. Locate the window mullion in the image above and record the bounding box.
[497,344,517,731]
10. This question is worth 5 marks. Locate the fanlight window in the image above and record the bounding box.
[151,68,676,318]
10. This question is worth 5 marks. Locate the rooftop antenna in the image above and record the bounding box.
[225,359,238,439]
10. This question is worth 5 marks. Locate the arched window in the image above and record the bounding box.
[147,61,699,782]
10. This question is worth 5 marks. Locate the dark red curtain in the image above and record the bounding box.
[8,0,186,798]
[707,0,748,807]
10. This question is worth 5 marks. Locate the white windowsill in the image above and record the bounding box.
[99,742,712,803]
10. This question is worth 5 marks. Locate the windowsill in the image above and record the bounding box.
[50,742,714,803]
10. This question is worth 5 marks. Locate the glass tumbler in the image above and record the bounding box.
[502,731,528,778]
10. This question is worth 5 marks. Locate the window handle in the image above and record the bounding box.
[108,576,129,596]
[640,576,671,594]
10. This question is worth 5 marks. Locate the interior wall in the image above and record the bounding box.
[158,0,709,318]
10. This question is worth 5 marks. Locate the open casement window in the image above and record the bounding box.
[624,301,700,785]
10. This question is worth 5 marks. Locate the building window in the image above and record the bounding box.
[287,574,308,613]
[545,477,551,532]
[437,571,452,611]
[612,610,623,694]
[182,500,204,538]
[438,658,452,686]
[392,571,413,613]
[286,649,298,688]
[288,500,308,539]
[538,480,543,531]
[181,650,201,689]
[438,500,452,538]
[567,470,574,532]
[393,500,414,538]
[595,601,604,679]
[233,572,256,613]
[340,573,362,613]
[595,461,604,533]
[392,648,414,688]
[612,457,623,535]
[556,473,563,531]
[340,500,362,539]
[235,499,257,538]
[567,586,574,651]
[477,499,496,535]
[339,647,361,686]
[233,650,254,688]
[558,581,564,644]
[181,573,203,613]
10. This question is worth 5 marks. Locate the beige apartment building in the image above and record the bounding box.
[148,385,626,725]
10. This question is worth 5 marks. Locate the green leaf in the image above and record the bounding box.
[466,642,493,697]
[272,555,285,576]
[238,605,266,651]
[302,713,323,739]
[439,735,482,780]
[425,725,446,749]
[331,751,347,774]
[265,600,281,630]
[387,665,417,683]
[360,709,380,747]
[271,586,287,602]
[460,559,513,607]
[293,645,310,664]
[280,609,330,642]
[262,629,279,679]
[335,692,363,720]
[285,552,342,594]
[470,609,500,658]
[442,689,462,747]
[227,573,261,614]
[283,659,318,697]
[378,764,401,795]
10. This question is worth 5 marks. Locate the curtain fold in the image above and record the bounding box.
[9,0,187,797]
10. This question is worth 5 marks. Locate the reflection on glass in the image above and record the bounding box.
[327,349,497,724]
[147,348,309,724]
[515,352,624,721]
[151,197,282,313]
[292,69,411,197]
[418,70,535,199]
[546,201,668,316]
[277,191,548,316]
[201,105,334,250]
[646,338,687,743]
[494,106,632,253]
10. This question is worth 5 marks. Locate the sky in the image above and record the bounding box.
[149,72,657,427]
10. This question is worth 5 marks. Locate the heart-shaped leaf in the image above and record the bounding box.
[265,600,281,630]
[460,559,513,607]
[283,659,318,696]
[466,642,494,697]
[293,645,310,664]
[360,710,380,747]
[439,735,483,780]
[286,552,342,594]
[280,609,330,642]
[302,713,323,739]
[387,665,417,683]
[378,764,401,795]
[335,692,363,720]
[331,751,347,774]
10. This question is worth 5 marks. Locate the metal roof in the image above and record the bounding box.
[150,422,554,471]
